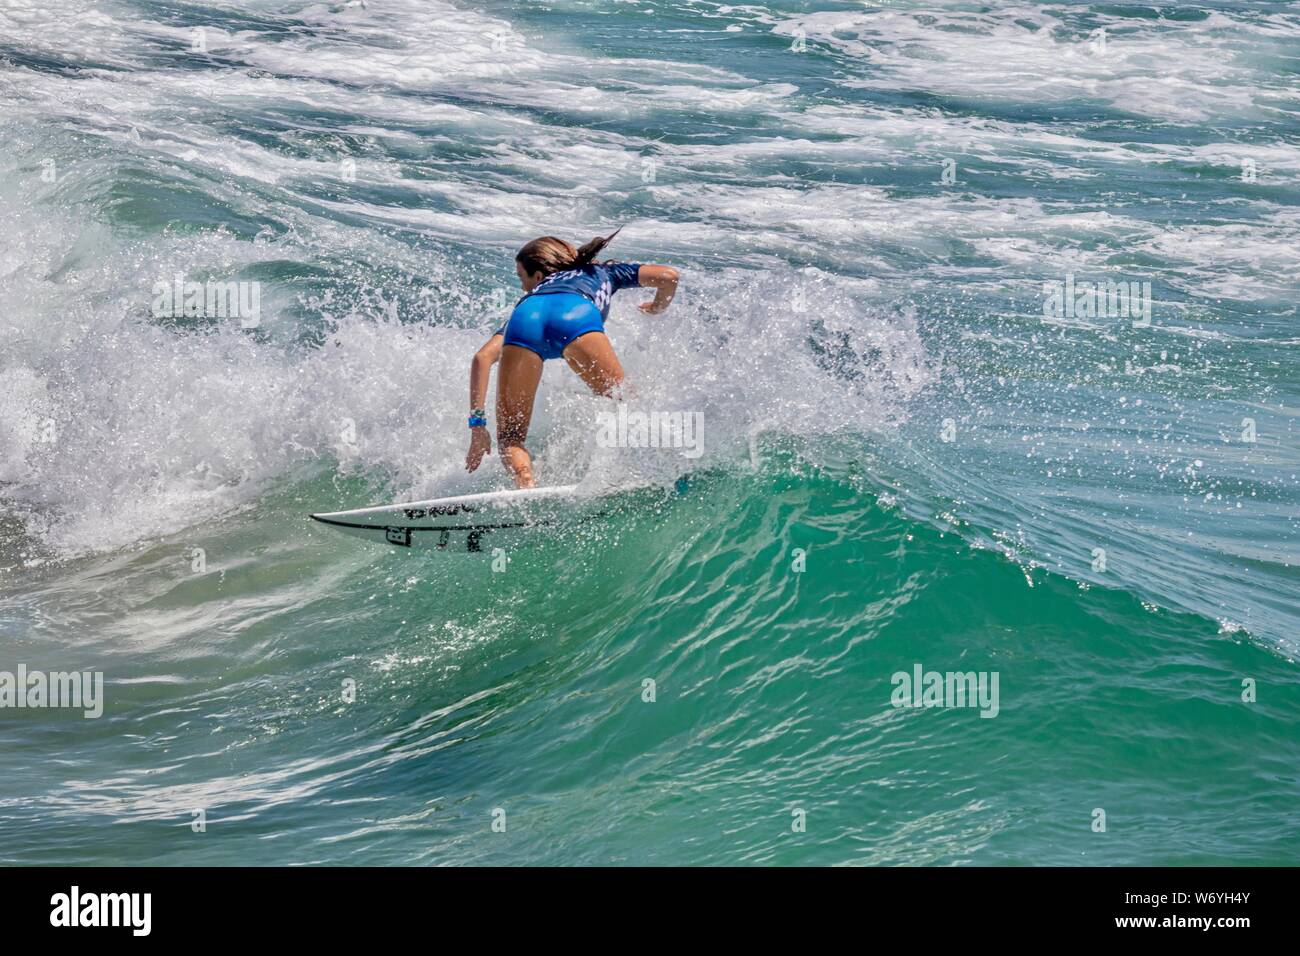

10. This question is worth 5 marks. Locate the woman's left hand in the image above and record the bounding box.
[465,427,492,472]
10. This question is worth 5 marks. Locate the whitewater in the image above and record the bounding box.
[1,0,1297,865]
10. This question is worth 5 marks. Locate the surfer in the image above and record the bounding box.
[464,230,680,488]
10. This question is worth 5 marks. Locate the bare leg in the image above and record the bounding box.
[563,331,625,397]
[496,344,544,488]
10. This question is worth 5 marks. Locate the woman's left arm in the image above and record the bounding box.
[636,265,680,314]
[465,332,503,472]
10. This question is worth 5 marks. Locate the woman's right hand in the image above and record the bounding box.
[636,265,679,314]
[465,426,492,472]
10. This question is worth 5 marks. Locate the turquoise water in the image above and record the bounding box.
[1,0,1298,865]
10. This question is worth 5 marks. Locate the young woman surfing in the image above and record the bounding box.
[464,230,680,488]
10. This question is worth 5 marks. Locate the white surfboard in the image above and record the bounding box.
[309,484,592,552]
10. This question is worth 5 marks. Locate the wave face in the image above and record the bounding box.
[1,0,1298,864]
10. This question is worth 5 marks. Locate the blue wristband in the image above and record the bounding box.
[468,415,488,428]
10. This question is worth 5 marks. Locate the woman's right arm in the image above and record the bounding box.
[465,332,503,472]
[637,265,680,314]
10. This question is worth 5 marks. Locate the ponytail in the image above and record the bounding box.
[516,227,622,278]
[570,227,622,269]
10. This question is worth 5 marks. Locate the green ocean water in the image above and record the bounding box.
[4,460,1298,864]
[1,0,1298,865]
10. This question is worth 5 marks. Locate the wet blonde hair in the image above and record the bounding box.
[516,228,621,278]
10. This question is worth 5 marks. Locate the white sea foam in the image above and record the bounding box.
[769,5,1300,123]
[0,161,930,554]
